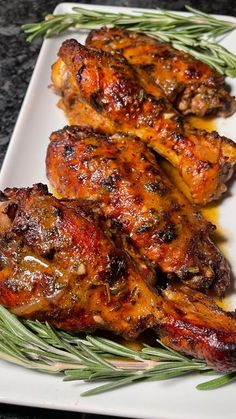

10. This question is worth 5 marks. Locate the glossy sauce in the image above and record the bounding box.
[161,116,218,223]
[161,116,230,310]
[51,116,230,311]
[188,116,216,132]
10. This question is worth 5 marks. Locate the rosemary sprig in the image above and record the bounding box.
[0,305,235,396]
[21,6,236,76]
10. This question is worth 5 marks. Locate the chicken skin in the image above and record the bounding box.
[0,183,236,372]
[51,39,236,205]
[86,27,236,117]
[46,125,230,296]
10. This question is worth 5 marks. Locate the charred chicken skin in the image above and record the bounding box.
[86,28,236,117]
[51,39,236,205]
[46,125,230,295]
[1,183,236,372]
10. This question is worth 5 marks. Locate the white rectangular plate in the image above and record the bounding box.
[0,3,236,418]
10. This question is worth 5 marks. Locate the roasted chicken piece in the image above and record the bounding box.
[46,125,230,296]
[0,183,155,333]
[86,28,236,117]
[0,183,236,372]
[51,39,236,205]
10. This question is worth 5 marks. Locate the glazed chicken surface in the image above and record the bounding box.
[1,184,236,372]
[86,28,236,117]
[46,125,230,296]
[51,39,236,205]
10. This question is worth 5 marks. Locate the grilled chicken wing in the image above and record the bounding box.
[46,125,230,295]
[0,183,236,372]
[52,39,236,205]
[86,28,236,117]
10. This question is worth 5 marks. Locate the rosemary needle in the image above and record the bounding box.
[21,5,236,76]
[0,305,234,395]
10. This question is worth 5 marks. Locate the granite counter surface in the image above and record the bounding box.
[0,0,236,418]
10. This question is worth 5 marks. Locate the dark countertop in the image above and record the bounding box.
[0,0,235,418]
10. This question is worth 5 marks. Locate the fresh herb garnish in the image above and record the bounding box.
[21,6,236,77]
[0,305,235,395]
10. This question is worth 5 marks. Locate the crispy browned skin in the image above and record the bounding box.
[86,28,236,117]
[52,39,236,205]
[46,125,230,296]
[0,184,236,372]
[0,184,155,335]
